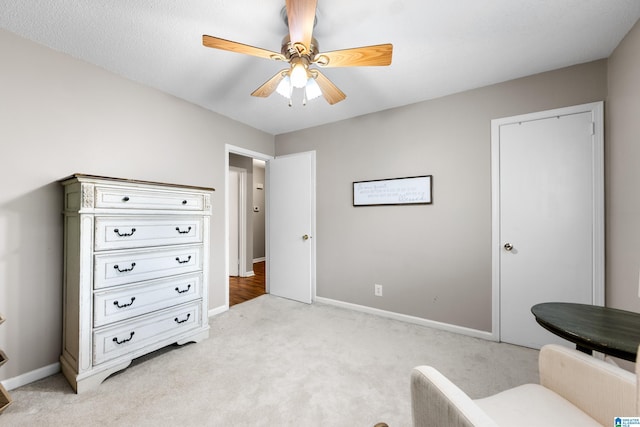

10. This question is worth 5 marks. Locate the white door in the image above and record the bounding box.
[492,102,604,349]
[228,169,239,276]
[268,151,316,304]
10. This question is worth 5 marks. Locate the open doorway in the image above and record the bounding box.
[226,145,317,307]
[228,153,267,306]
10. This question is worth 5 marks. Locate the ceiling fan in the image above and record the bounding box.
[202,0,393,105]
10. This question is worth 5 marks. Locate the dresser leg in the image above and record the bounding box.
[61,357,132,394]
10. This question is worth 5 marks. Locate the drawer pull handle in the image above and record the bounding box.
[114,228,136,237]
[113,297,136,308]
[113,331,135,345]
[175,256,192,264]
[174,313,191,324]
[175,284,191,294]
[175,226,192,234]
[182,200,188,205]
[114,262,136,273]
[122,196,130,202]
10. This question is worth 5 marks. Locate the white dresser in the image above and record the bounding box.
[60,174,214,393]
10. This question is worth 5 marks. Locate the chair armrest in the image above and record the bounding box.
[411,366,498,427]
[539,344,637,424]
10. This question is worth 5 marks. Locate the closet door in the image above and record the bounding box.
[492,102,604,349]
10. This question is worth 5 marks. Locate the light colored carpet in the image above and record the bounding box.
[1,295,539,426]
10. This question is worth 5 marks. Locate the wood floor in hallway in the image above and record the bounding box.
[229,261,266,306]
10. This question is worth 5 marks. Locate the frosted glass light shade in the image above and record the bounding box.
[305,78,322,100]
[290,63,308,88]
[276,75,292,98]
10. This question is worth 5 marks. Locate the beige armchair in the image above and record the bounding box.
[411,344,638,426]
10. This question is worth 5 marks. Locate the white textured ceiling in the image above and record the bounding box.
[1,1,639,135]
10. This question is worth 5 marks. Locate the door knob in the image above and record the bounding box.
[504,243,513,251]
[302,234,310,241]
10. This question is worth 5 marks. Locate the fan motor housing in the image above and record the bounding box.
[281,35,319,59]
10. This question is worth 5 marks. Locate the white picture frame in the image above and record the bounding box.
[353,175,432,206]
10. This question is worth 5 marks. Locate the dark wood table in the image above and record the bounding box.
[531,302,640,362]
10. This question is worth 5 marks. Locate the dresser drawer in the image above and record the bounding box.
[93,302,201,365]
[94,245,203,289]
[93,273,202,327]
[94,216,203,251]
[94,186,205,211]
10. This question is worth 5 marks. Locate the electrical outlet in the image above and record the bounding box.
[374,284,383,297]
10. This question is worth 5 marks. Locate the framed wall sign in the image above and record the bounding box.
[353,175,432,206]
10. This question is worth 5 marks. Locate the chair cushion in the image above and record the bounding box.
[475,384,602,427]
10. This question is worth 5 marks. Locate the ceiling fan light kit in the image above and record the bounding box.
[202,0,393,106]
[289,57,310,88]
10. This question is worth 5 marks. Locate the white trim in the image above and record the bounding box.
[1,362,60,391]
[253,257,266,263]
[244,270,255,277]
[490,117,502,342]
[229,166,248,278]
[591,102,605,306]
[311,152,317,302]
[227,146,275,162]
[208,305,228,318]
[490,101,605,342]
[265,158,271,295]
[315,297,496,341]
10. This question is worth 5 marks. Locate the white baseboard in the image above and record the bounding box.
[1,299,493,391]
[253,257,265,263]
[2,305,229,391]
[1,362,60,391]
[243,271,255,277]
[208,304,228,318]
[314,297,496,341]
[2,304,230,390]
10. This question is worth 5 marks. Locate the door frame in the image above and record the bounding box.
[225,145,274,308]
[228,166,247,277]
[490,101,605,342]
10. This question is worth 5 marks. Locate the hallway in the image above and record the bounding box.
[229,261,265,306]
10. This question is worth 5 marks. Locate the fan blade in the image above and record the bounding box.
[313,70,346,105]
[314,44,393,67]
[286,0,317,53]
[251,70,289,98]
[202,35,286,61]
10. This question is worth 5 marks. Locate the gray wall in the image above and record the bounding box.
[253,162,266,260]
[275,60,608,332]
[2,16,639,384]
[606,19,640,312]
[0,29,274,381]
